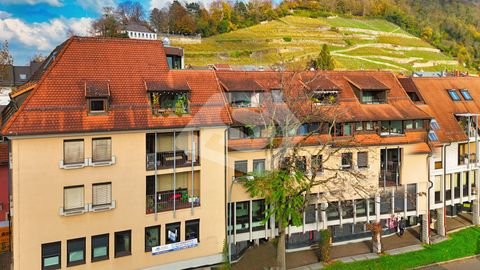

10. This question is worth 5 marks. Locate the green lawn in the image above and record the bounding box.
[324,226,480,270]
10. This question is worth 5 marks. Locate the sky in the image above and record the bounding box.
[0,0,255,65]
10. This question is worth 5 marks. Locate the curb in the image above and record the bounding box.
[412,254,480,269]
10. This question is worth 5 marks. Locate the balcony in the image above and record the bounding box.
[146,131,199,170]
[146,172,200,214]
[146,190,200,213]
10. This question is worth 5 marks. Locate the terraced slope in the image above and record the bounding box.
[174,16,463,71]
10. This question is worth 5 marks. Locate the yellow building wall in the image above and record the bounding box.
[11,128,226,270]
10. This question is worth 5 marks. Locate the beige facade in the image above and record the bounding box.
[10,127,227,270]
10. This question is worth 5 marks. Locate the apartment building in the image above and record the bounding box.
[2,36,480,270]
[405,77,480,236]
[219,71,432,256]
[1,37,231,270]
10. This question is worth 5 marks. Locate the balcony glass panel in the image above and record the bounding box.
[145,172,200,214]
[146,131,199,170]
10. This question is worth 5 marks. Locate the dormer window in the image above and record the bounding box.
[346,76,389,104]
[85,81,110,115]
[219,78,265,108]
[312,91,338,105]
[228,92,262,108]
[460,89,473,101]
[89,99,107,113]
[146,81,190,116]
[447,89,461,101]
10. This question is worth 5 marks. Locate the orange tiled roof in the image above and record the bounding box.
[2,37,232,136]
[412,77,480,143]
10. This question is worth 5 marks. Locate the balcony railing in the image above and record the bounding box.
[146,189,200,214]
[146,150,199,170]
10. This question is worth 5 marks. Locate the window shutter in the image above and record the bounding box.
[93,138,111,162]
[64,140,84,164]
[64,186,84,210]
[93,183,112,206]
[357,152,368,168]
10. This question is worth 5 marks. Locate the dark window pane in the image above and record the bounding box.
[236,201,250,233]
[92,234,109,262]
[327,202,339,221]
[114,230,131,257]
[305,204,316,224]
[357,152,368,168]
[67,238,85,266]
[341,153,352,170]
[234,160,248,177]
[90,100,106,112]
[342,201,354,219]
[166,223,180,244]
[356,199,367,217]
[145,226,160,252]
[252,200,266,231]
[253,159,265,174]
[42,242,61,270]
[186,219,200,241]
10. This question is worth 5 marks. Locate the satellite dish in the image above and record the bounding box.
[162,37,170,46]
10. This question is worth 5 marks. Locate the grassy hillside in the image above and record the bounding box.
[174,16,465,72]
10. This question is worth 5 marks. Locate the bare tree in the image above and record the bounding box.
[116,0,145,24]
[0,40,13,76]
[238,71,375,269]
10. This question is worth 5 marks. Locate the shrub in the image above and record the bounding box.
[283,36,292,42]
[318,229,332,262]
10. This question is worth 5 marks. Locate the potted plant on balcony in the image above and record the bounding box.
[146,196,155,214]
[152,93,160,116]
[175,95,188,116]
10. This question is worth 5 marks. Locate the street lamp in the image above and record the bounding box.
[227,175,254,264]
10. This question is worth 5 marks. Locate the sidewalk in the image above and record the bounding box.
[232,227,424,270]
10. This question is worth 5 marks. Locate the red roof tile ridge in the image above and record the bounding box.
[2,37,75,136]
[213,71,233,125]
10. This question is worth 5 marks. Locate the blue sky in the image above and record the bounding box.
[1,0,274,65]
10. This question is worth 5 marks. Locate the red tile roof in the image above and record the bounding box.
[85,81,110,98]
[412,77,480,143]
[346,76,389,91]
[2,37,232,136]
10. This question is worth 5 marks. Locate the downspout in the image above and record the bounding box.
[443,142,451,234]
[154,132,158,221]
[173,131,176,218]
[224,128,229,262]
[427,150,433,244]
[8,139,12,253]
[191,130,195,214]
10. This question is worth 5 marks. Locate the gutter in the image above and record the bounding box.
[443,142,451,235]
[427,150,433,244]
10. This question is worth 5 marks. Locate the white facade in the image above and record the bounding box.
[127,30,157,40]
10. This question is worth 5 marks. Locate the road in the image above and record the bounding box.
[420,256,480,270]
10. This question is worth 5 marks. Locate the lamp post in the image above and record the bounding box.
[228,175,254,264]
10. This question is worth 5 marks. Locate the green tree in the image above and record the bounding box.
[315,44,335,70]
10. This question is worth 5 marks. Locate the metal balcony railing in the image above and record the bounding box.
[146,189,200,213]
[146,150,199,170]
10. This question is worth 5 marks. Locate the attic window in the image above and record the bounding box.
[460,89,473,101]
[85,81,110,115]
[89,99,107,113]
[430,119,440,130]
[447,89,461,101]
[312,91,338,105]
[428,131,439,141]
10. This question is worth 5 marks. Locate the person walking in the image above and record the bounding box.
[398,217,406,236]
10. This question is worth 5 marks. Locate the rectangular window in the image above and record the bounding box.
[64,186,84,212]
[64,139,84,165]
[271,89,283,103]
[166,222,181,244]
[91,234,109,262]
[229,92,253,107]
[92,138,112,162]
[355,199,367,217]
[305,204,316,224]
[67,238,86,266]
[447,89,461,101]
[234,160,248,178]
[415,120,424,129]
[326,202,339,221]
[145,226,160,252]
[19,73,27,80]
[236,201,250,233]
[364,121,375,131]
[355,122,363,131]
[312,92,338,105]
[114,230,131,257]
[252,200,266,231]
[357,152,368,168]
[295,156,307,172]
[42,242,61,270]
[404,120,413,129]
[343,123,353,136]
[312,155,323,173]
[341,153,352,170]
[185,219,200,241]
[253,159,265,174]
[89,99,107,113]
[92,183,112,207]
[460,89,473,100]
[341,200,354,219]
